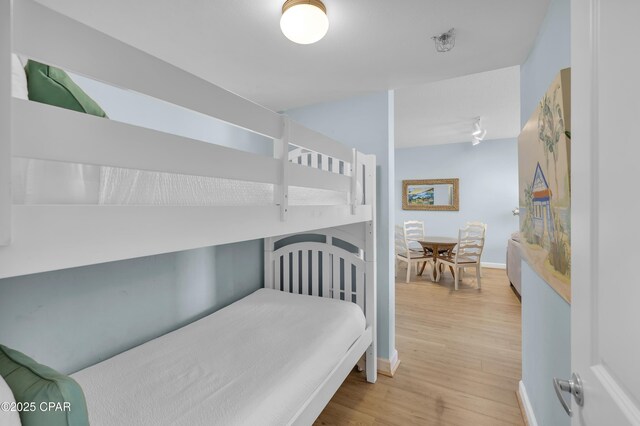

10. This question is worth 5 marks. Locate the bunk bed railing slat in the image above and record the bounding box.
[344,261,353,304]
[311,250,319,296]
[283,251,291,293]
[332,252,341,300]
[13,0,283,140]
[301,250,309,295]
[322,251,331,298]
[292,248,299,294]
[274,256,281,291]
[12,99,281,184]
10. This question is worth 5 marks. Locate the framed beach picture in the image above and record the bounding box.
[402,179,459,211]
[518,68,571,303]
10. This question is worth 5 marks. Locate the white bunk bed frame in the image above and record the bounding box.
[0,0,377,423]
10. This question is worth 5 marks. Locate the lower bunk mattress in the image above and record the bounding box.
[71,288,366,426]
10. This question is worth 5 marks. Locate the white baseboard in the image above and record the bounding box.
[377,349,401,377]
[481,262,506,269]
[518,380,538,426]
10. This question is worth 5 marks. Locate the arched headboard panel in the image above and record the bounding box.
[264,225,373,319]
[270,242,366,313]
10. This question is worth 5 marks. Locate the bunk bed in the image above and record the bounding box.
[0,0,378,424]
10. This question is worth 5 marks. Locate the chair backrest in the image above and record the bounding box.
[395,225,410,257]
[403,220,425,243]
[466,221,487,232]
[455,224,486,263]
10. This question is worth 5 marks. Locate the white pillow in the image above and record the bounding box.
[0,375,22,426]
[11,53,28,100]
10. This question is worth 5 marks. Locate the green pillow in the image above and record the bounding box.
[25,59,107,117]
[0,345,89,426]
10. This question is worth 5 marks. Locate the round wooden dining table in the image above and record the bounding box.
[417,237,458,281]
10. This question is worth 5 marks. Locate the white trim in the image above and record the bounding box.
[481,262,506,269]
[377,349,401,377]
[518,380,538,426]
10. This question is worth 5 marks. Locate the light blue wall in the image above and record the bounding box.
[520,0,571,424]
[521,262,571,425]
[0,241,263,374]
[0,74,267,374]
[287,91,396,360]
[70,73,272,156]
[520,0,571,126]
[395,139,519,265]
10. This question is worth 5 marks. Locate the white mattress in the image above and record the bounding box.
[71,289,366,426]
[12,159,351,206]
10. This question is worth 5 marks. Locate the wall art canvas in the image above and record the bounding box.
[518,68,571,302]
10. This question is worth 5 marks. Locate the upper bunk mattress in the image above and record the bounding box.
[71,288,366,426]
[12,159,350,206]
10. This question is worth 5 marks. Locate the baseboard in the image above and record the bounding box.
[518,380,538,426]
[377,349,401,377]
[481,262,506,269]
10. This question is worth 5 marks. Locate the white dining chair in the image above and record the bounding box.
[395,225,433,283]
[435,224,486,290]
[403,220,426,252]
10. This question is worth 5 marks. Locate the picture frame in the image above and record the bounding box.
[402,178,459,211]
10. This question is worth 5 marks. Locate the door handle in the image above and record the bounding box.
[553,373,584,417]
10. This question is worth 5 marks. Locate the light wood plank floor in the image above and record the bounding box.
[315,267,523,426]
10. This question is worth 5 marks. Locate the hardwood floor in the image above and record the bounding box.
[315,267,523,426]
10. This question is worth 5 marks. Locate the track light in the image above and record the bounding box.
[471,117,487,145]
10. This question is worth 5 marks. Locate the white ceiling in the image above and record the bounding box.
[395,66,521,148]
[35,0,549,112]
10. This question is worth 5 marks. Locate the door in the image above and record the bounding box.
[571,0,640,424]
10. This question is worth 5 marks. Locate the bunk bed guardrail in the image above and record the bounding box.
[0,0,377,279]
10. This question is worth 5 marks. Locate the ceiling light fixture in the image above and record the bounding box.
[280,0,329,45]
[431,28,456,53]
[471,117,487,145]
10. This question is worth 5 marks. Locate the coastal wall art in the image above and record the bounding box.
[518,68,571,302]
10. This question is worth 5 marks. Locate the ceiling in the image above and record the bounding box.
[395,66,521,148]
[36,0,549,112]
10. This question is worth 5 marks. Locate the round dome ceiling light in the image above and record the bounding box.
[280,0,329,45]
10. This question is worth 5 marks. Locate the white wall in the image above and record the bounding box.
[395,138,519,265]
[286,91,396,361]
